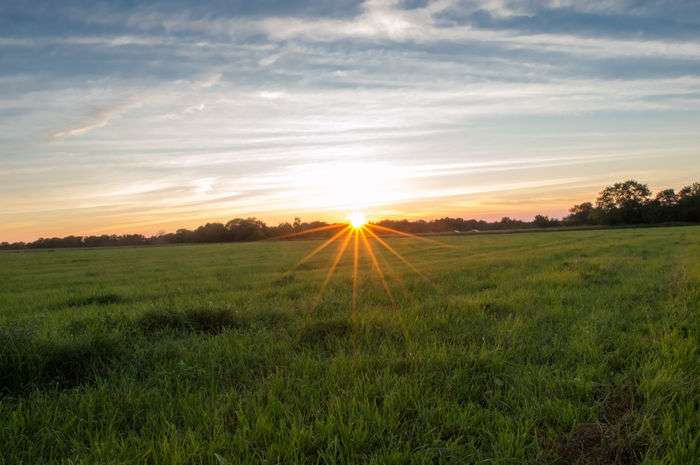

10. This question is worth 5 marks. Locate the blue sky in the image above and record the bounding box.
[1,0,700,241]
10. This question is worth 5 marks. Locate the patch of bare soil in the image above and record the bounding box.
[556,384,647,465]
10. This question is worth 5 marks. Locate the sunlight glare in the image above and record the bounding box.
[348,212,367,229]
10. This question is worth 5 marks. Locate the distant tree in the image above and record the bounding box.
[119,234,148,246]
[565,202,596,225]
[679,183,700,198]
[533,215,559,228]
[194,223,227,243]
[273,222,294,237]
[84,235,112,247]
[655,189,679,207]
[596,180,651,224]
[678,183,700,222]
[225,218,267,241]
[495,217,527,230]
[173,229,195,243]
[644,189,680,223]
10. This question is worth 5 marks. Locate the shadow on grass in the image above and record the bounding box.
[138,307,288,335]
[0,325,123,395]
[66,292,125,307]
[481,301,514,319]
[297,319,352,350]
[297,318,406,352]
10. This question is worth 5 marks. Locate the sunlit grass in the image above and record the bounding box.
[0,226,698,464]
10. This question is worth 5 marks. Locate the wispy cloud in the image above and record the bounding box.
[115,0,700,60]
[49,101,133,140]
[1,0,700,240]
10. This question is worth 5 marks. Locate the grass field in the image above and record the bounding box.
[0,227,698,464]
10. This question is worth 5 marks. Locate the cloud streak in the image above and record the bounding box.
[1,0,699,241]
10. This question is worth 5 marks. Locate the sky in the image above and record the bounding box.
[1,0,700,242]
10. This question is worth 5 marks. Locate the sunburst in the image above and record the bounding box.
[276,213,454,313]
[348,212,367,229]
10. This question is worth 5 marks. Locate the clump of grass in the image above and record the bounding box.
[66,315,123,336]
[250,310,290,328]
[579,263,621,287]
[273,274,295,286]
[186,308,240,334]
[481,301,514,318]
[357,318,406,349]
[0,324,122,394]
[0,324,35,393]
[138,307,290,336]
[66,292,124,307]
[38,338,122,388]
[137,309,184,333]
[138,308,242,335]
[297,318,352,349]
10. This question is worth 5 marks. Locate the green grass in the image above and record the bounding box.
[0,227,698,464]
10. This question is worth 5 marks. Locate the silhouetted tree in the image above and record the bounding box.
[565,202,597,225]
[194,223,227,243]
[496,217,527,230]
[596,180,651,224]
[656,189,679,207]
[273,222,294,237]
[533,215,559,228]
[679,183,700,222]
[225,218,267,241]
[645,189,680,222]
[173,229,195,243]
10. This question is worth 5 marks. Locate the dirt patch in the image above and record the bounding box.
[556,384,646,465]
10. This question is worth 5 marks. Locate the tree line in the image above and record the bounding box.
[562,180,700,226]
[2,180,698,250]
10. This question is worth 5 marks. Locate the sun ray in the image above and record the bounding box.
[269,223,345,241]
[369,238,405,289]
[352,228,360,315]
[363,226,431,283]
[290,225,351,272]
[361,228,418,355]
[280,212,448,316]
[314,228,353,307]
[367,223,456,249]
[360,229,395,305]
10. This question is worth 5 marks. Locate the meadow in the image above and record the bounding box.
[0,226,698,464]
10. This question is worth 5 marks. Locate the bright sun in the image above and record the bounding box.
[348,212,367,229]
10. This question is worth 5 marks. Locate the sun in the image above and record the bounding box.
[348,212,367,229]
[276,209,453,314]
